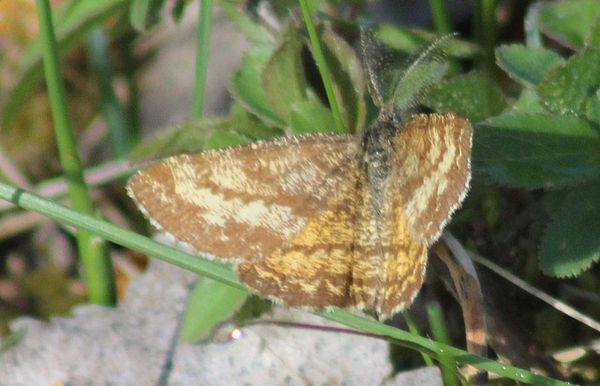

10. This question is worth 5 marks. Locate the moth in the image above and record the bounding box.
[127,31,472,319]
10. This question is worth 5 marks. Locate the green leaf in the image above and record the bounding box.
[261,30,308,124]
[474,113,600,188]
[229,103,284,140]
[539,181,600,277]
[524,1,543,47]
[424,72,507,122]
[320,26,366,133]
[230,45,284,126]
[537,49,600,117]
[512,89,546,114]
[1,0,128,130]
[542,189,571,214]
[290,99,336,134]
[180,277,248,342]
[586,89,600,125]
[217,0,272,43]
[495,44,565,86]
[129,0,167,32]
[373,24,479,59]
[269,0,322,18]
[538,0,600,48]
[128,118,253,161]
[587,17,600,48]
[171,0,188,23]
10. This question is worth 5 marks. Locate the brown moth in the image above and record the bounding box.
[126,33,473,319]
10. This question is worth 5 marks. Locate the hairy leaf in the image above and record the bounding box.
[539,181,600,277]
[261,30,308,124]
[538,0,600,48]
[374,24,478,58]
[290,100,336,134]
[230,45,283,126]
[512,89,546,114]
[474,113,600,188]
[128,117,268,161]
[495,44,564,86]
[425,72,507,122]
[216,0,272,43]
[537,49,600,117]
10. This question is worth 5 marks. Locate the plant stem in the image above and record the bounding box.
[192,0,214,117]
[402,311,435,366]
[35,0,115,305]
[299,0,345,133]
[428,302,460,386]
[0,160,132,214]
[0,182,240,288]
[429,0,452,34]
[122,31,142,143]
[524,2,543,48]
[88,28,132,158]
[0,181,571,386]
[473,0,498,74]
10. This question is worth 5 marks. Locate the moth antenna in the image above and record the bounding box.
[360,27,385,109]
[391,33,457,114]
[396,33,457,87]
[361,28,459,119]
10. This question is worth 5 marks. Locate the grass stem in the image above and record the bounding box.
[299,0,345,133]
[0,181,570,386]
[88,28,132,158]
[403,311,435,366]
[428,302,459,386]
[473,0,498,74]
[429,0,453,34]
[192,0,214,117]
[35,0,115,305]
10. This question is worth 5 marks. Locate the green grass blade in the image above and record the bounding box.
[473,0,498,74]
[2,0,128,130]
[0,181,570,385]
[319,310,567,385]
[429,0,453,33]
[35,0,115,305]
[88,28,133,158]
[298,0,345,133]
[428,302,460,385]
[0,182,241,287]
[402,311,435,367]
[192,0,214,117]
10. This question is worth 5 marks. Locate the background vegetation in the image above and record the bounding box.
[0,0,599,384]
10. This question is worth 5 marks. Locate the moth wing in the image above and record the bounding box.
[127,134,356,262]
[375,202,428,319]
[392,113,472,245]
[238,164,378,310]
[373,113,471,318]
